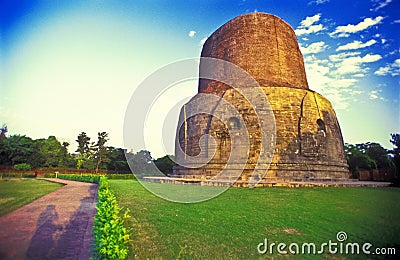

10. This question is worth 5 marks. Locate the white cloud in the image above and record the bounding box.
[301,14,321,27]
[374,66,391,76]
[199,37,208,45]
[369,92,379,100]
[369,89,385,101]
[370,0,392,12]
[329,52,361,62]
[393,19,400,24]
[332,53,382,75]
[303,49,384,109]
[188,30,196,38]
[294,14,326,36]
[308,0,330,5]
[300,41,328,54]
[303,55,360,110]
[336,39,377,51]
[329,16,384,37]
[374,59,400,76]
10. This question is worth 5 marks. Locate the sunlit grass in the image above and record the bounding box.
[110,180,400,259]
[0,179,63,216]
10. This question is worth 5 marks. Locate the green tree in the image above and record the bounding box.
[92,132,109,174]
[106,147,130,173]
[13,163,32,171]
[13,163,32,178]
[154,155,175,175]
[60,142,76,168]
[0,124,8,164]
[390,133,400,179]
[3,135,40,167]
[363,142,394,169]
[76,132,91,156]
[0,124,7,140]
[126,150,153,176]
[37,136,64,167]
[345,143,376,178]
[75,132,93,169]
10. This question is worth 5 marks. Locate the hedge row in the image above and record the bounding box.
[56,174,102,184]
[0,172,135,180]
[55,174,135,181]
[0,173,36,178]
[104,174,136,180]
[93,177,131,259]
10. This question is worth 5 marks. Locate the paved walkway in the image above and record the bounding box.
[0,178,98,260]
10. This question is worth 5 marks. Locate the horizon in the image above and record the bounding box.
[1,0,399,158]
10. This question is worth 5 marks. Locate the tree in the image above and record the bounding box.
[76,132,91,156]
[390,133,400,179]
[154,155,175,175]
[60,142,76,168]
[0,124,8,164]
[3,135,38,166]
[92,132,109,174]
[75,132,93,169]
[126,150,153,176]
[345,143,376,178]
[0,124,7,140]
[106,147,130,173]
[363,142,394,169]
[37,136,64,167]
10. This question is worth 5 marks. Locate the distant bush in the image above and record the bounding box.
[57,174,102,184]
[106,174,136,180]
[13,163,32,171]
[0,172,35,178]
[93,176,131,259]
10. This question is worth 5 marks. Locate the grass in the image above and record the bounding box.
[110,180,400,259]
[0,179,63,217]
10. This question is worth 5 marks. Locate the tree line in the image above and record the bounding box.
[0,124,175,174]
[0,124,399,180]
[345,134,399,180]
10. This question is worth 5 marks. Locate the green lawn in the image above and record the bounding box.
[110,180,400,259]
[0,179,63,216]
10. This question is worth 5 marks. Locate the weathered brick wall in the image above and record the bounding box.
[173,13,349,182]
[199,13,309,94]
[174,87,348,180]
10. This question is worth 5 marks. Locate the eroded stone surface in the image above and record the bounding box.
[173,13,349,183]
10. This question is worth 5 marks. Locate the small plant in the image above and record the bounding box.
[93,177,131,259]
[13,163,32,178]
[13,163,32,171]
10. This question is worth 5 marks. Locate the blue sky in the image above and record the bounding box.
[1,0,399,158]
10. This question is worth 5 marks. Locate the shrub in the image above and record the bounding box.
[93,177,131,259]
[0,172,35,178]
[13,163,32,171]
[106,174,136,180]
[57,174,102,183]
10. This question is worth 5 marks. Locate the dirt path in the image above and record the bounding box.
[0,178,98,260]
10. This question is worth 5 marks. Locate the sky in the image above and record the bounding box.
[1,0,399,159]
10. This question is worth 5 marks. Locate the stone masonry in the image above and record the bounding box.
[173,13,349,184]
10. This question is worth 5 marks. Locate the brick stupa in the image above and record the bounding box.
[172,13,349,185]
